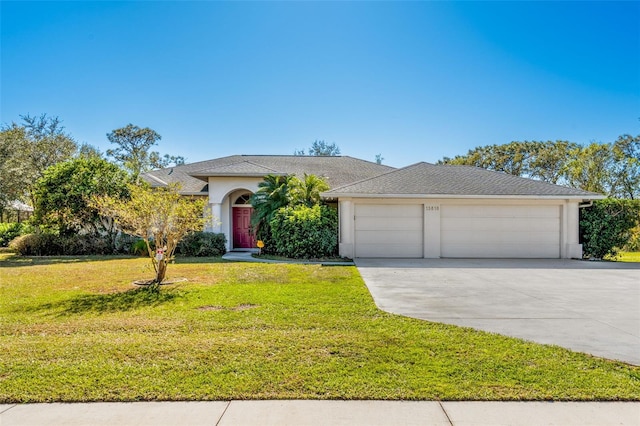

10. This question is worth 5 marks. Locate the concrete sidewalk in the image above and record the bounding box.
[2,400,639,425]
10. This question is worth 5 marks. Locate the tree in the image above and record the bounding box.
[106,124,184,181]
[439,138,640,197]
[250,174,296,236]
[0,125,28,209]
[440,140,579,181]
[291,173,330,207]
[92,183,209,286]
[611,134,640,199]
[529,140,579,184]
[564,142,615,195]
[294,140,341,156]
[375,154,384,165]
[32,157,130,241]
[77,143,103,160]
[0,114,77,207]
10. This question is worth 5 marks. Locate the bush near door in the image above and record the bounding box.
[269,204,338,259]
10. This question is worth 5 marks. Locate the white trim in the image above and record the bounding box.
[323,193,605,200]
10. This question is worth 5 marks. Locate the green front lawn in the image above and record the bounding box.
[1,254,638,402]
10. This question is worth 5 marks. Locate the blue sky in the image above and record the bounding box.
[2,1,638,168]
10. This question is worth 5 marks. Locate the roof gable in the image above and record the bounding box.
[142,155,395,194]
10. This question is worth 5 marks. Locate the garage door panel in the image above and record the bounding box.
[356,244,423,258]
[356,217,423,231]
[355,204,423,258]
[443,218,560,233]
[356,230,422,245]
[444,243,559,258]
[441,205,560,258]
[355,204,422,218]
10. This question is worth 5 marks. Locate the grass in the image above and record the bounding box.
[1,253,639,402]
[617,251,640,262]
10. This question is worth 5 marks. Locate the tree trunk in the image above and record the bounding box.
[156,259,167,283]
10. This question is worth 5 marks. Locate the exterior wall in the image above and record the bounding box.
[206,176,262,251]
[338,199,354,258]
[339,197,583,259]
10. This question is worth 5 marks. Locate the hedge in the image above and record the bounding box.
[580,198,640,259]
[269,204,338,259]
[9,233,113,256]
[175,232,227,257]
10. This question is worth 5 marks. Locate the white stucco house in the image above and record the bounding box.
[143,155,604,259]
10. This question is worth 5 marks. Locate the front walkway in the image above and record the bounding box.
[222,251,355,266]
[355,258,640,365]
[2,400,639,425]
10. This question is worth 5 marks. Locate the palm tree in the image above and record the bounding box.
[249,174,296,233]
[291,173,330,207]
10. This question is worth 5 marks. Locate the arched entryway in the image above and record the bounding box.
[232,193,255,249]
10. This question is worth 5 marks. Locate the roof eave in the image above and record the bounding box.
[321,192,607,200]
[189,172,287,179]
[178,191,209,196]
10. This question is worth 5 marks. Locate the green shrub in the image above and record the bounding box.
[0,223,25,247]
[61,234,113,255]
[623,224,640,252]
[176,232,226,257]
[269,204,338,259]
[131,238,150,256]
[10,233,62,255]
[112,233,147,255]
[254,223,275,255]
[9,233,113,256]
[580,199,640,259]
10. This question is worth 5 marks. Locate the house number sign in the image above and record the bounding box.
[425,205,439,211]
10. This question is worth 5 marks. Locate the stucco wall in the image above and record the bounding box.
[206,176,262,251]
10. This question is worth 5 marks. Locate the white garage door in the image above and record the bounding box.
[441,205,560,258]
[354,204,423,258]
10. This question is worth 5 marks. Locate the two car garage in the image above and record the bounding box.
[353,203,561,259]
[325,162,599,260]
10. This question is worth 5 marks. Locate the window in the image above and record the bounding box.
[234,194,251,205]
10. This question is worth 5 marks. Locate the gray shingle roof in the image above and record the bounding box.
[142,155,395,194]
[323,162,604,198]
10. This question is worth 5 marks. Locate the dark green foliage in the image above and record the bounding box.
[0,223,27,247]
[580,199,640,258]
[176,232,226,257]
[131,238,151,256]
[249,174,296,234]
[113,233,148,255]
[250,174,333,258]
[32,157,130,237]
[269,205,338,259]
[9,233,113,256]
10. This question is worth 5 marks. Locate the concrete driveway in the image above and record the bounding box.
[355,259,640,365]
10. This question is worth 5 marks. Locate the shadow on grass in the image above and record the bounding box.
[0,254,144,268]
[172,256,227,264]
[0,254,227,268]
[37,288,183,315]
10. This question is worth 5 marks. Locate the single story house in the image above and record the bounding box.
[143,155,604,259]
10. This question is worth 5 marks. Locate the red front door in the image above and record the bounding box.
[232,207,255,248]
